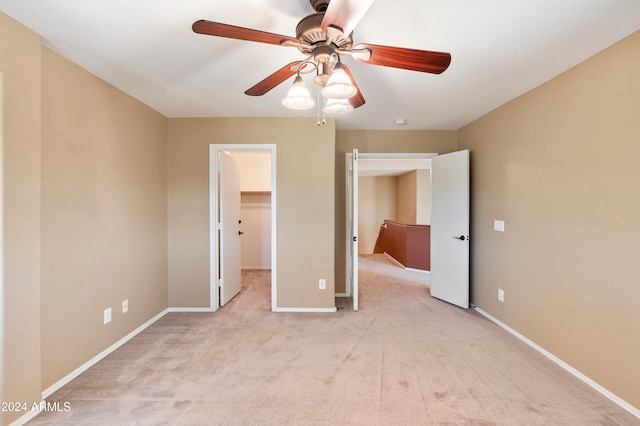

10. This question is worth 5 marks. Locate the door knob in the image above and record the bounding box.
[453,235,467,241]
[238,231,244,235]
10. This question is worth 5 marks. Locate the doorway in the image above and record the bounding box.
[345,152,435,310]
[345,150,470,310]
[210,144,277,312]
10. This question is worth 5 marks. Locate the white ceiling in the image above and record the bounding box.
[1,0,639,130]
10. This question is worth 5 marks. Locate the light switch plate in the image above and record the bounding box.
[494,220,505,232]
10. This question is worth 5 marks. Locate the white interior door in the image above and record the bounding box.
[430,150,470,309]
[350,149,359,311]
[345,150,359,310]
[219,152,242,306]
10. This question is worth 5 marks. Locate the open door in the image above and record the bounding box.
[346,149,359,311]
[430,150,470,309]
[218,152,242,306]
[351,149,359,311]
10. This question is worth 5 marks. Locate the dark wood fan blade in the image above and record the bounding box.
[192,20,299,46]
[321,0,375,36]
[245,61,303,96]
[353,43,451,74]
[343,65,365,108]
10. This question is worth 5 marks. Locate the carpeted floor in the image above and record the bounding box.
[30,254,637,425]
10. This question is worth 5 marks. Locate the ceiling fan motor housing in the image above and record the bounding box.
[295,13,353,56]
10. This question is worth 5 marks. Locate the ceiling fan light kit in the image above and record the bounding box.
[281,56,357,113]
[282,75,315,110]
[323,97,354,114]
[321,62,358,99]
[193,0,451,117]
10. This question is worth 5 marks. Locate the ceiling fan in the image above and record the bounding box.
[192,0,451,114]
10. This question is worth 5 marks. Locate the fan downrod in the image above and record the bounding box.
[310,0,330,12]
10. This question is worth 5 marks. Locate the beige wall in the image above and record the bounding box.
[231,151,272,192]
[240,194,271,269]
[358,176,398,254]
[458,30,640,409]
[415,169,431,225]
[0,12,42,425]
[398,171,417,224]
[335,130,457,293]
[167,118,335,309]
[40,48,168,389]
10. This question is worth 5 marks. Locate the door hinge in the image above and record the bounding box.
[218,279,223,288]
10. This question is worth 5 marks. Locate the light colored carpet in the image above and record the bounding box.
[30,254,637,425]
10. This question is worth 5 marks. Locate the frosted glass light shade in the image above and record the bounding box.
[321,63,357,99]
[323,97,353,114]
[282,75,315,110]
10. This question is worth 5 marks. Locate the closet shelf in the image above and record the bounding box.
[241,191,271,195]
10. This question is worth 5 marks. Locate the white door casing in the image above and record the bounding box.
[430,150,470,309]
[210,144,277,312]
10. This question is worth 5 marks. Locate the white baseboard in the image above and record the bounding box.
[41,309,169,399]
[241,266,271,270]
[406,267,430,274]
[383,252,405,268]
[9,403,43,426]
[273,307,337,313]
[473,306,640,420]
[168,307,215,313]
[335,293,349,298]
[382,253,430,274]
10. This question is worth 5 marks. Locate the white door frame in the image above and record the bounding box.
[343,152,437,302]
[210,144,277,312]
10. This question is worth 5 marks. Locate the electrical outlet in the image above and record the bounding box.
[122,299,128,313]
[104,307,112,324]
[319,279,326,290]
[498,289,504,302]
[494,220,505,232]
